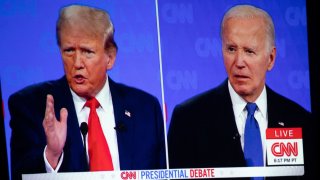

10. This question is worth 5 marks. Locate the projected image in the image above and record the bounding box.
[0,0,314,179]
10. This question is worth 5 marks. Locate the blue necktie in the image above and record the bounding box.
[244,103,263,180]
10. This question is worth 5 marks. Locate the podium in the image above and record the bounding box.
[22,166,304,180]
[23,171,125,180]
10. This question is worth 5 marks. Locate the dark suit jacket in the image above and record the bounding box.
[168,80,314,180]
[9,76,166,180]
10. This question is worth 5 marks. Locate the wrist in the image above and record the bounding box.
[45,146,62,169]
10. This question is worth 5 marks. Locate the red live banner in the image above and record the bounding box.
[266,128,302,139]
[266,128,304,165]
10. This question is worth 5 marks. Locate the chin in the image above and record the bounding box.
[234,86,250,96]
[71,85,90,97]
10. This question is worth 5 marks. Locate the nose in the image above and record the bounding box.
[234,50,245,69]
[74,51,84,69]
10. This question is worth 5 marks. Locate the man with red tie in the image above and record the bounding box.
[9,5,166,180]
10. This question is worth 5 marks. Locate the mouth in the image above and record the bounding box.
[73,75,86,84]
[233,74,250,80]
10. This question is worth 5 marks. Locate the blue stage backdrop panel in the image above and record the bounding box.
[159,0,310,126]
[0,0,162,178]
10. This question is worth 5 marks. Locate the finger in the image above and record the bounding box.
[60,108,68,126]
[47,94,55,116]
[45,95,56,121]
[43,95,55,130]
[45,95,52,117]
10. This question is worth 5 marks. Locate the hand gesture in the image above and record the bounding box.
[42,94,68,169]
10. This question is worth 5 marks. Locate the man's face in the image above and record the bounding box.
[59,29,115,99]
[222,17,276,102]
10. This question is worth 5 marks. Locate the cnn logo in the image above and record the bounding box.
[271,142,298,157]
[121,171,137,180]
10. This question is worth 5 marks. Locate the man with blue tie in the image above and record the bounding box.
[9,5,166,180]
[168,5,314,180]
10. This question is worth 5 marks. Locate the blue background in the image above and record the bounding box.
[159,0,310,126]
[0,0,310,178]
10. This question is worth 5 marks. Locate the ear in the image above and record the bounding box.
[105,47,116,70]
[267,47,276,71]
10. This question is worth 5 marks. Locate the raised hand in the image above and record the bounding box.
[42,94,68,169]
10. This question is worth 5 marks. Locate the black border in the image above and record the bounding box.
[0,1,318,179]
[307,0,319,177]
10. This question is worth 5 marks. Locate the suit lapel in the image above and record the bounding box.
[109,78,134,170]
[266,87,286,128]
[221,80,247,165]
[52,77,88,171]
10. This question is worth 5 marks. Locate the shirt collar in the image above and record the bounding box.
[228,80,267,118]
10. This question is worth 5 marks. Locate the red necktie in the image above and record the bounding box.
[85,97,114,171]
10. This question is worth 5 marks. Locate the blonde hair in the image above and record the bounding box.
[56,4,117,52]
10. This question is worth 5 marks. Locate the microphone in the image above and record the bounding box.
[80,122,88,157]
[80,122,88,137]
[114,122,126,131]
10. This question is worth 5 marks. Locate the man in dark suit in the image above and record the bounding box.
[9,5,166,180]
[168,5,314,179]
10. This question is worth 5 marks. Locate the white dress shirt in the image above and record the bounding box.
[44,76,120,172]
[228,80,268,166]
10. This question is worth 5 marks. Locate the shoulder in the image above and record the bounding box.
[109,79,159,105]
[267,86,310,115]
[266,86,311,127]
[8,77,66,104]
[175,80,229,111]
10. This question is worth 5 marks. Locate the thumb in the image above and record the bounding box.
[60,108,68,125]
